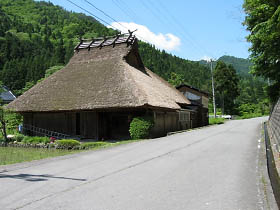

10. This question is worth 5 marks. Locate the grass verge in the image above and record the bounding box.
[0,139,142,166]
[0,147,79,165]
[209,118,225,125]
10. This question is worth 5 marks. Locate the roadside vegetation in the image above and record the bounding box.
[0,147,77,165]
[0,135,142,165]
[129,116,154,140]
[209,118,225,125]
[0,109,153,165]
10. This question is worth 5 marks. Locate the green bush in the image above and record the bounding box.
[55,139,81,149]
[80,142,108,149]
[13,134,25,142]
[129,116,154,140]
[3,111,23,134]
[235,113,263,119]
[22,136,50,144]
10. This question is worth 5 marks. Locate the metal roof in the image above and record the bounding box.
[0,86,16,102]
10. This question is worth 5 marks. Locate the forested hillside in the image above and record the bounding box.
[0,0,269,115]
[0,0,115,93]
[0,0,212,95]
[200,55,268,113]
[218,56,252,76]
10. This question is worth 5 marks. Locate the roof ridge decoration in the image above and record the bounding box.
[75,30,137,52]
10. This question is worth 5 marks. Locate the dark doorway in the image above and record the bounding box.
[76,113,80,135]
[98,112,130,140]
[111,115,130,139]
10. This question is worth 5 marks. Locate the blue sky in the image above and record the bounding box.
[47,0,250,61]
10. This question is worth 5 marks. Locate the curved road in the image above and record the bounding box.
[0,117,278,210]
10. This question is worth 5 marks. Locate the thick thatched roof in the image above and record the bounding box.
[7,34,190,112]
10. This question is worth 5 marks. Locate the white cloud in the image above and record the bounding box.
[200,55,212,62]
[108,22,181,51]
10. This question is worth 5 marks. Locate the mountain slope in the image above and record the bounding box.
[218,55,252,77]
[0,0,211,94]
[0,0,268,110]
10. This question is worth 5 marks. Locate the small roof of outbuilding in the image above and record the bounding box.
[176,84,209,97]
[0,86,16,103]
[7,33,190,112]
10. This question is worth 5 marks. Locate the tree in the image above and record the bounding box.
[243,0,280,103]
[168,72,185,87]
[214,61,240,114]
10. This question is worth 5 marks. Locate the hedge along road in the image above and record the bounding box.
[0,117,277,210]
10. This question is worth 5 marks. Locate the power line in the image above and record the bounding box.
[84,0,149,42]
[155,0,217,59]
[111,0,136,22]
[65,0,119,31]
[113,0,140,22]
[117,0,140,20]
[84,0,130,31]
[66,0,149,43]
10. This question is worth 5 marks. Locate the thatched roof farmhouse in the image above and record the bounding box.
[8,33,193,139]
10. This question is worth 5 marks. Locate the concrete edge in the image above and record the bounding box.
[167,123,222,136]
[264,122,280,209]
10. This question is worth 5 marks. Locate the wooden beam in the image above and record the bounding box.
[112,34,121,48]
[74,38,83,52]
[98,37,108,49]
[87,38,96,51]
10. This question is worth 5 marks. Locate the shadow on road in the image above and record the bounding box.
[0,173,87,182]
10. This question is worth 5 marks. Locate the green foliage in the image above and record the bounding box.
[129,116,154,140]
[238,101,269,118]
[0,0,116,94]
[0,0,272,115]
[218,56,252,77]
[214,61,240,114]
[3,110,22,133]
[209,118,225,125]
[22,136,50,144]
[168,72,185,87]
[15,65,64,95]
[55,139,81,149]
[44,65,64,78]
[79,142,108,149]
[13,133,25,142]
[138,42,211,92]
[243,0,280,103]
[0,107,22,142]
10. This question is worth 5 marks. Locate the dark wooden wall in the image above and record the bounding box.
[22,111,98,139]
[21,109,200,140]
[151,111,181,137]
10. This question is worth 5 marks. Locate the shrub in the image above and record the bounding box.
[129,116,154,140]
[55,139,81,149]
[22,136,50,144]
[80,142,108,149]
[13,134,25,142]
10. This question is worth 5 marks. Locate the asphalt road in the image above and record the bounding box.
[0,117,278,210]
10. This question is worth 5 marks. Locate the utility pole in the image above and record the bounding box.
[210,59,216,118]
